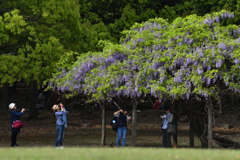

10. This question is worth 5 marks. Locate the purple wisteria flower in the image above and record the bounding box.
[197,66,203,75]
[215,16,220,23]
[206,77,211,85]
[234,59,239,64]
[216,59,223,68]
[207,65,211,71]
[225,81,229,86]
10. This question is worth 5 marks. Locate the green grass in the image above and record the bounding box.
[1,148,240,160]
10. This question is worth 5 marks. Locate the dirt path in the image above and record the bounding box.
[1,109,240,148]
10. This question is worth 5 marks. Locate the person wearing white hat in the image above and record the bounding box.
[9,103,25,147]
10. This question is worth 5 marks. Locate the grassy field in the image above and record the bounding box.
[1,148,240,160]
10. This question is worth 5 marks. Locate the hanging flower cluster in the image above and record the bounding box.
[50,10,240,101]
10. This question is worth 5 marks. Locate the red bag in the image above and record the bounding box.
[12,120,24,129]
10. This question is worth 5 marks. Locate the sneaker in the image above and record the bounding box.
[59,146,64,149]
[56,147,59,149]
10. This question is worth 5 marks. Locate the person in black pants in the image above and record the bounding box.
[160,106,173,147]
[9,103,25,147]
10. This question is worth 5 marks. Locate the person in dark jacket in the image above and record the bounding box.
[9,103,25,147]
[160,106,173,148]
[114,109,131,147]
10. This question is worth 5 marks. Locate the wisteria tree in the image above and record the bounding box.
[50,10,240,148]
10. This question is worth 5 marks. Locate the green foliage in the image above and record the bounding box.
[52,10,240,104]
[0,0,114,87]
[3,0,240,90]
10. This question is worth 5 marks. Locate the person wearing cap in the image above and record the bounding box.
[52,104,68,149]
[160,106,173,148]
[9,103,25,147]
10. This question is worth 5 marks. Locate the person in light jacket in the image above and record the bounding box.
[53,104,68,149]
[160,106,173,148]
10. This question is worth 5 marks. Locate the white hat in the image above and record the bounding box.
[9,103,16,110]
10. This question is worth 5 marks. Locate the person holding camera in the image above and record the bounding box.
[52,103,68,149]
[114,109,131,147]
[9,103,25,147]
[160,106,173,148]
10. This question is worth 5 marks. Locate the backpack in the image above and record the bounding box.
[110,116,118,132]
[167,113,176,134]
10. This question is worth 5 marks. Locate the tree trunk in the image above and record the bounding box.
[184,101,208,148]
[173,101,178,148]
[208,97,213,149]
[180,100,239,148]
[190,110,208,148]
[189,111,194,147]
[1,83,9,110]
[101,102,106,146]
[29,82,37,119]
[131,98,137,146]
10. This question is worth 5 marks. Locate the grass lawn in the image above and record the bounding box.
[1,148,240,160]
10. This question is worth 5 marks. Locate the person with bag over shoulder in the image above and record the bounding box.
[160,106,173,148]
[9,103,25,147]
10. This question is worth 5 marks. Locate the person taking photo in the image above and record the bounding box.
[52,103,68,149]
[114,109,131,147]
[9,103,25,147]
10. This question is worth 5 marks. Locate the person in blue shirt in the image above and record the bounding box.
[52,104,68,149]
[9,103,25,147]
[59,103,67,128]
[114,109,131,147]
[160,106,173,148]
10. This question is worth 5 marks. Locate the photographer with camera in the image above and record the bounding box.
[114,109,131,147]
[52,103,68,149]
[9,103,25,147]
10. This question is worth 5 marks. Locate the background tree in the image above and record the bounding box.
[0,0,113,115]
[51,10,240,148]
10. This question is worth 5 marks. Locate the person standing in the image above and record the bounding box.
[114,109,131,147]
[53,104,68,149]
[36,88,46,110]
[10,103,25,147]
[160,106,173,148]
[153,99,162,110]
